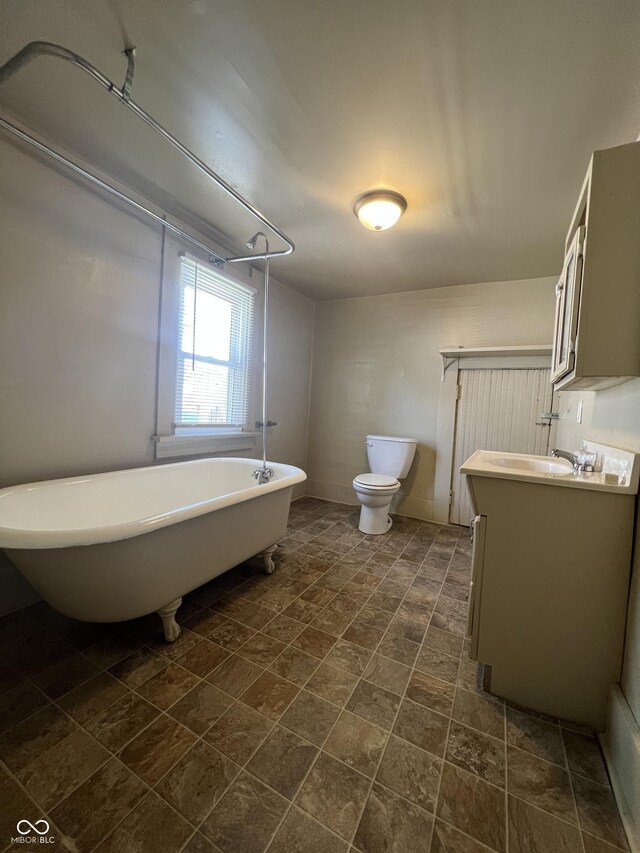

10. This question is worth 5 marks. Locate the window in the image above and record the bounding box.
[154,245,258,459]
[175,255,254,431]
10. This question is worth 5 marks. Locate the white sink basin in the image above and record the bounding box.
[492,456,574,475]
[460,444,640,494]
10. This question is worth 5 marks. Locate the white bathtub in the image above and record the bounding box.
[0,457,306,640]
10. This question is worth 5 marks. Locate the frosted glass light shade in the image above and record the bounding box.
[354,190,407,231]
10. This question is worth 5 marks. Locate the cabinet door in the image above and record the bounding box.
[551,226,585,383]
[467,514,486,660]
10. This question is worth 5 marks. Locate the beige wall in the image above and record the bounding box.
[306,277,556,518]
[0,138,314,613]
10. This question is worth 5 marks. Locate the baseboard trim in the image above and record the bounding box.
[600,684,639,853]
[305,479,434,521]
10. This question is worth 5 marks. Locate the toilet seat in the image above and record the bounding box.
[354,473,399,489]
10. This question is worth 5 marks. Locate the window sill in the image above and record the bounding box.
[153,431,259,460]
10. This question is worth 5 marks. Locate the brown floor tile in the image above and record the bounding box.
[269,646,320,685]
[300,586,337,608]
[0,662,26,696]
[363,654,411,696]
[183,607,229,637]
[0,704,76,772]
[259,587,298,613]
[306,661,359,706]
[157,739,239,824]
[325,640,372,675]
[415,646,460,684]
[393,698,449,758]
[182,832,219,853]
[202,771,288,853]
[151,628,202,662]
[312,608,353,636]
[136,661,200,710]
[358,605,394,632]
[388,615,426,644]
[354,781,435,853]
[247,724,318,798]
[0,775,45,847]
[209,619,256,650]
[32,652,100,699]
[236,633,288,667]
[324,710,389,777]
[0,682,49,733]
[283,598,324,625]
[343,622,384,651]
[563,730,608,785]
[17,728,110,810]
[96,790,192,852]
[51,757,146,850]
[582,832,629,852]
[507,746,577,824]
[506,706,565,766]
[260,613,306,643]
[437,762,506,852]
[406,671,454,716]
[207,653,263,697]
[241,671,300,720]
[235,603,277,630]
[508,794,583,853]
[572,773,629,849]
[86,691,160,752]
[429,819,491,852]
[280,689,340,746]
[169,681,234,734]
[119,714,197,785]
[376,632,420,666]
[445,720,505,787]
[329,590,366,619]
[291,626,337,659]
[346,680,401,730]
[453,687,505,739]
[205,701,274,763]
[377,734,441,811]
[58,672,128,725]
[296,751,370,840]
[174,639,230,677]
[268,805,349,853]
[108,648,168,689]
[83,634,142,668]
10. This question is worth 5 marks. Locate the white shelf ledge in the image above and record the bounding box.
[439,345,553,380]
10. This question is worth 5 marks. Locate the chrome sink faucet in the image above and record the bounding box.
[550,449,594,472]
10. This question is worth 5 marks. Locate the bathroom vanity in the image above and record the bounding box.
[461,441,639,730]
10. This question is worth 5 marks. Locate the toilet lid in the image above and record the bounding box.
[355,473,399,488]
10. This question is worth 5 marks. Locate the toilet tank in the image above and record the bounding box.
[366,435,417,478]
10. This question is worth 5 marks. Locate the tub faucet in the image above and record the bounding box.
[550,449,594,472]
[253,466,274,485]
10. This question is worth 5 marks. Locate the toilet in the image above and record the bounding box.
[353,435,417,534]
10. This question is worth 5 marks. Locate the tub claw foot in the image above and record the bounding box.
[261,544,278,575]
[157,597,182,643]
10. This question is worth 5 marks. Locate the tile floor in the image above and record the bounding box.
[0,497,629,853]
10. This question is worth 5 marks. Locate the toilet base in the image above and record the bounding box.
[358,504,394,535]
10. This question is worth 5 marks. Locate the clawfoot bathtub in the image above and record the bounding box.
[0,458,306,640]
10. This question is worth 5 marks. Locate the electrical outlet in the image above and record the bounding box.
[577,400,583,424]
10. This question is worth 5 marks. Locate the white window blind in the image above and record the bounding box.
[174,255,255,431]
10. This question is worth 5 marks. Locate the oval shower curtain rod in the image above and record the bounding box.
[0,41,295,265]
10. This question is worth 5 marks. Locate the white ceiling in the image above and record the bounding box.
[1,0,640,300]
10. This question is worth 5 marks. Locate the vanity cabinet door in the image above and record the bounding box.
[551,226,585,383]
[467,514,486,660]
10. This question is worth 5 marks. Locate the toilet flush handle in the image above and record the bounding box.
[365,440,373,447]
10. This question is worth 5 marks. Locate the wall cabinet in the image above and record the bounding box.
[551,142,640,390]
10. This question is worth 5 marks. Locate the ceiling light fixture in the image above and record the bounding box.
[353,189,407,231]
